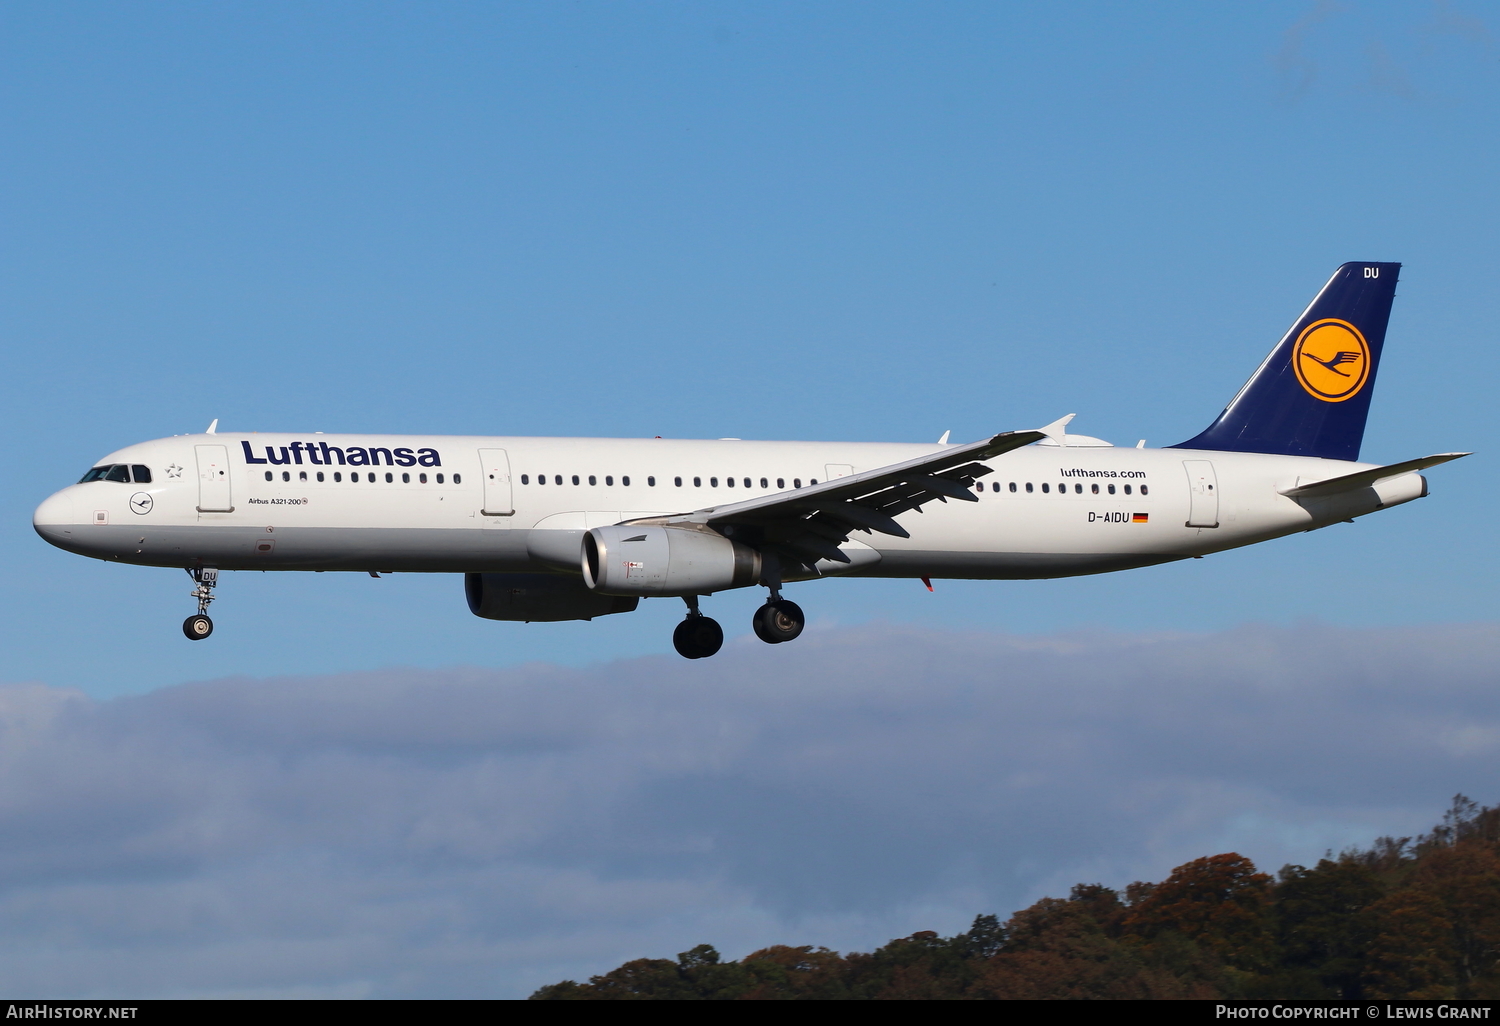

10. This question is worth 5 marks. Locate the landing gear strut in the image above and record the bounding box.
[673,595,723,659]
[749,561,805,645]
[183,567,218,641]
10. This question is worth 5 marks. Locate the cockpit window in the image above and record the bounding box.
[130,465,152,483]
[79,464,138,483]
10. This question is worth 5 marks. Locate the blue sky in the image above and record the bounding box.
[4,1,1498,695]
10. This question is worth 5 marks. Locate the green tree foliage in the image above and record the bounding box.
[531,795,1500,1000]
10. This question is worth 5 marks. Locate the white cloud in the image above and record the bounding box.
[1,621,1498,997]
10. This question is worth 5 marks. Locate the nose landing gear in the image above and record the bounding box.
[673,596,723,659]
[182,567,218,641]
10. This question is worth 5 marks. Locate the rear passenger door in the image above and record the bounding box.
[1183,460,1219,528]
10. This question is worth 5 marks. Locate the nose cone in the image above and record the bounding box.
[33,489,78,548]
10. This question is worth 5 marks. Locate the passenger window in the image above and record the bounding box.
[1107,484,1115,494]
[725,477,733,487]
[694,477,701,487]
[131,465,152,484]
[402,473,410,483]
[621,476,629,486]
[538,474,545,485]
[281,471,290,482]
[453,474,462,484]
[588,475,596,486]
[743,478,751,488]
[647,476,655,486]
[992,482,1000,492]
[1009,482,1017,492]
[777,478,784,489]
[572,475,580,485]
[1041,483,1049,493]
[760,478,768,489]
[1058,484,1065,494]
[794,479,801,488]
[106,465,130,483]
[1141,485,1148,495]
[710,477,718,487]
[317,472,325,482]
[1123,485,1131,495]
[335,472,342,482]
[385,473,394,483]
[419,473,427,483]
[607,476,614,486]
[675,477,682,487]
[811,479,818,485]
[1075,484,1082,494]
[521,475,529,484]
[436,474,444,483]
[265,471,273,482]
[299,471,307,481]
[369,473,377,482]
[554,475,562,485]
[1091,483,1098,494]
[1025,482,1033,493]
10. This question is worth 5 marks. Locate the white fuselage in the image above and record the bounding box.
[33,431,1427,584]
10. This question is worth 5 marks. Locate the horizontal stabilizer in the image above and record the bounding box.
[1279,453,1470,498]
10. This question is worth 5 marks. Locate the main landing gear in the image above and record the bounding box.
[183,567,218,641]
[673,596,724,659]
[671,591,808,659]
[752,598,805,645]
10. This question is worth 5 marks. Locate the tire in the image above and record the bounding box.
[752,600,804,644]
[183,614,214,641]
[673,616,724,659]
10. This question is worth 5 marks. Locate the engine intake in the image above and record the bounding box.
[582,525,761,596]
[465,572,638,622]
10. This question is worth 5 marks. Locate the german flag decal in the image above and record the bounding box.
[1132,513,1149,523]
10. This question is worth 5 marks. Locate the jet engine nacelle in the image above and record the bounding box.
[465,572,638,622]
[583,525,761,597]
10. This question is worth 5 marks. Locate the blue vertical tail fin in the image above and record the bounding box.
[1172,262,1400,462]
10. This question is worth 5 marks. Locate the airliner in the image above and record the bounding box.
[33,263,1466,658]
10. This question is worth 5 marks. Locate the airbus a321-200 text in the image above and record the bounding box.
[34,263,1467,658]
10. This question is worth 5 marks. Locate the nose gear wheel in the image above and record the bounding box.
[183,567,219,641]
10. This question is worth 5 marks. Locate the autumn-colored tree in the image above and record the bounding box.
[1410,842,1500,996]
[1361,890,1459,999]
[1122,853,1274,970]
[975,896,1209,999]
[1274,858,1384,998]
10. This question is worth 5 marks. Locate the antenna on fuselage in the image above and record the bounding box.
[205,419,218,434]
[937,430,950,445]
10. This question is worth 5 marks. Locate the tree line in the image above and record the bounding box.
[531,796,1500,999]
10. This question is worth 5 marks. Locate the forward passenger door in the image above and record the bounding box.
[194,444,233,512]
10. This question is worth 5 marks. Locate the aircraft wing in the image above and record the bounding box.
[643,417,1071,571]
[1279,452,1470,499]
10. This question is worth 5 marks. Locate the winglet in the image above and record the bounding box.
[205,419,218,435]
[1036,414,1076,445]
